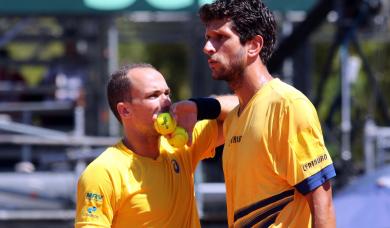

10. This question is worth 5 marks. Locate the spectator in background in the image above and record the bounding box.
[0,48,26,102]
[0,48,25,84]
[39,32,88,129]
[41,36,88,104]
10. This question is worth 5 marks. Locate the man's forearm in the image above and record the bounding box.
[189,95,238,121]
[305,181,336,228]
[185,95,237,146]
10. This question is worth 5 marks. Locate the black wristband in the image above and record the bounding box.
[189,97,221,120]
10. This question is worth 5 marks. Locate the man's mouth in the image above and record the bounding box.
[208,58,217,64]
[208,59,219,68]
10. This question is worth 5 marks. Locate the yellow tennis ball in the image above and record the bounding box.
[168,127,188,148]
[154,112,177,135]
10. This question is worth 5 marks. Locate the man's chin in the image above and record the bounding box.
[211,73,227,81]
[210,70,220,79]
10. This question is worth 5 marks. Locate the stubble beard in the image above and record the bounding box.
[211,49,245,91]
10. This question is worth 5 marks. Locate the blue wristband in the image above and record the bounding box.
[189,97,221,120]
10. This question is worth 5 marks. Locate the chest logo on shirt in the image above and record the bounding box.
[171,159,180,173]
[230,135,242,144]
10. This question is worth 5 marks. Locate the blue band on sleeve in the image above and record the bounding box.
[295,164,336,195]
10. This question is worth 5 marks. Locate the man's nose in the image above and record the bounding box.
[161,94,171,108]
[203,40,215,56]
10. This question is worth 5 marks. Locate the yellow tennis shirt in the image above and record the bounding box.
[223,78,336,227]
[75,120,218,228]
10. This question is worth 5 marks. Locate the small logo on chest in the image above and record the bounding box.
[171,159,180,173]
[230,135,242,144]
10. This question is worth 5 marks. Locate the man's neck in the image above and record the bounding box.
[233,63,273,115]
[122,133,160,160]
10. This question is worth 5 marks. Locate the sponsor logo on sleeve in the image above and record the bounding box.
[82,206,99,218]
[302,154,328,171]
[87,206,97,214]
[85,192,103,202]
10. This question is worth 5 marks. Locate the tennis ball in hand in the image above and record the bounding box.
[154,112,177,135]
[168,127,189,148]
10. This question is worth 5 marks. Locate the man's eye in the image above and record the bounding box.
[216,34,224,40]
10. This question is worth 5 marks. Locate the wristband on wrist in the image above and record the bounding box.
[188,97,221,120]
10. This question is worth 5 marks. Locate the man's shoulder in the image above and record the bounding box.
[269,79,305,97]
[266,79,313,108]
[86,144,128,171]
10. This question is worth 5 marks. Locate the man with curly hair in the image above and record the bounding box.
[197,0,337,227]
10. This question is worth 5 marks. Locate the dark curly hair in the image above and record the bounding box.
[199,0,277,64]
[107,63,155,122]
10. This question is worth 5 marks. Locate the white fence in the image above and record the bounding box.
[364,119,390,173]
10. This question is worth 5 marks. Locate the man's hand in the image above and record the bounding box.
[170,100,198,145]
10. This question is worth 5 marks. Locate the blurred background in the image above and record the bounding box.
[0,0,389,227]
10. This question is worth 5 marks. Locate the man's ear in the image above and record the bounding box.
[247,35,263,57]
[117,102,131,118]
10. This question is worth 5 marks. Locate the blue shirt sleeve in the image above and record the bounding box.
[295,164,336,195]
